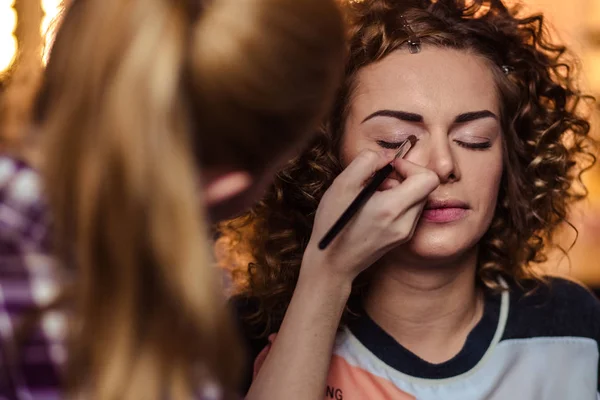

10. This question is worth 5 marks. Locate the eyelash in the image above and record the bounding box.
[376,140,409,149]
[455,141,492,150]
[376,140,491,151]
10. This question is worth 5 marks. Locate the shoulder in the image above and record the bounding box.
[502,276,600,341]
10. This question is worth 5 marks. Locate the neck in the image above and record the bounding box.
[363,249,482,364]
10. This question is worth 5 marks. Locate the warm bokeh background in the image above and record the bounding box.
[2,0,600,287]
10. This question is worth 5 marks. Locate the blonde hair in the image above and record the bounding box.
[33,0,345,398]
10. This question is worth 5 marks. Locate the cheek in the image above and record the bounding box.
[468,153,503,214]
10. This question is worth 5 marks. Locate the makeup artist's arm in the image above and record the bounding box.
[246,150,439,400]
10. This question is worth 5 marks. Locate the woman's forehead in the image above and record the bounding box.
[350,48,501,120]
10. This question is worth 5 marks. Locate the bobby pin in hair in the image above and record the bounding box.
[501,65,515,75]
[400,15,421,54]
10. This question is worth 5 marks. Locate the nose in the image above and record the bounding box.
[410,134,460,183]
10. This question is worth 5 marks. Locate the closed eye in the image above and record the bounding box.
[455,140,491,150]
[376,139,417,149]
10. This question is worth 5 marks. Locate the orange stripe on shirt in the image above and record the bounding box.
[325,354,415,400]
[253,335,415,400]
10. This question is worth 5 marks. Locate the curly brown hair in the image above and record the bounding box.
[220,0,596,336]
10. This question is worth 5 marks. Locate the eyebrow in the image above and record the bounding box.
[453,110,498,123]
[361,110,423,123]
[361,109,498,124]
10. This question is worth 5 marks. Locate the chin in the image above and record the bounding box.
[405,241,471,261]
[391,226,484,264]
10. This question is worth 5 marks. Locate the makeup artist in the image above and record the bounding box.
[222,0,600,398]
[0,0,344,398]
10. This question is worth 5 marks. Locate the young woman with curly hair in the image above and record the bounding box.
[222,0,600,398]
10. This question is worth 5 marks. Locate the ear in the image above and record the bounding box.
[203,170,253,206]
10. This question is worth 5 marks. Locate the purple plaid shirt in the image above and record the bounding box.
[0,156,225,399]
[0,156,63,399]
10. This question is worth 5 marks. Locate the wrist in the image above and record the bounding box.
[297,262,353,304]
[299,245,358,288]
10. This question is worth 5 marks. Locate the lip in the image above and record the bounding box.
[422,199,470,223]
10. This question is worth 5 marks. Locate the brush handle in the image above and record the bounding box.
[318,163,394,250]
